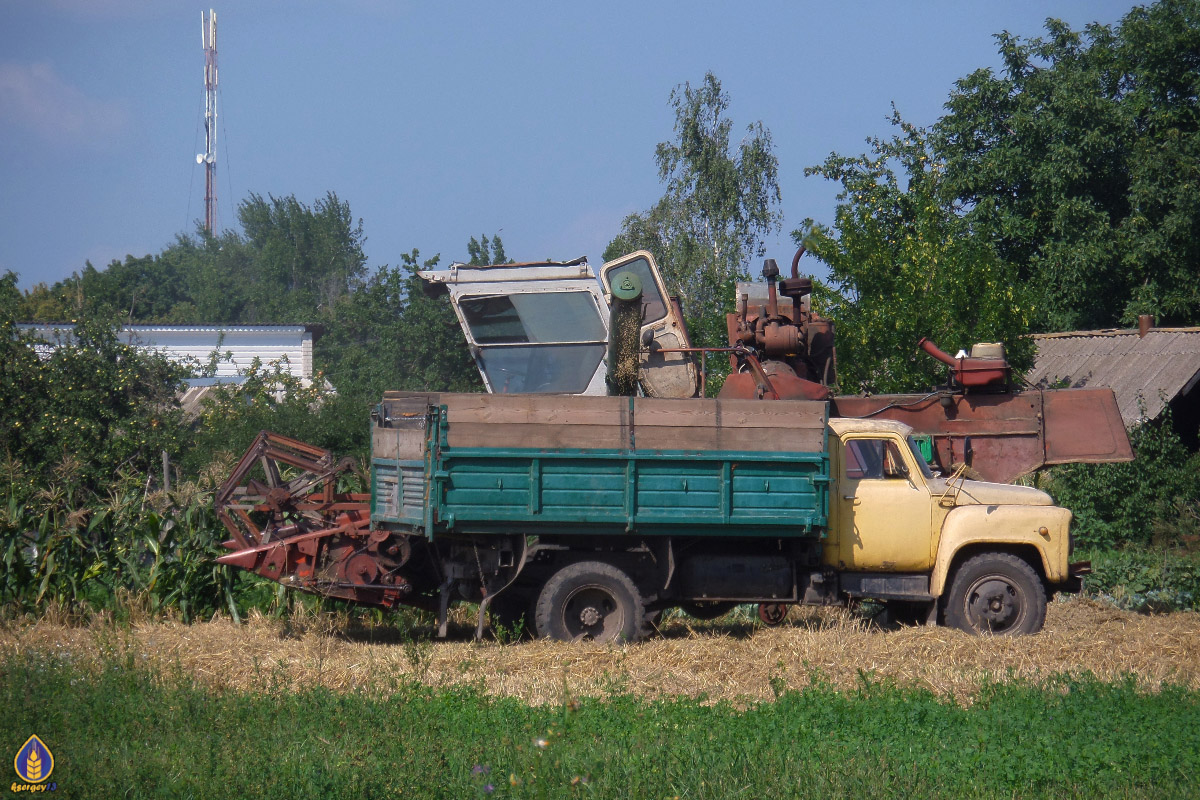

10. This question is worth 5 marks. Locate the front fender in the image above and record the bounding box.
[930,504,1073,596]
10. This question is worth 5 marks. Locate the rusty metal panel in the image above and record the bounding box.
[1042,388,1133,464]
[833,388,1132,483]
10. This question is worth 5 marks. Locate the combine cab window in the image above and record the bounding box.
[460,292,606,344]
[458,291,607,393]
[602,256,667,324]
[477,344,606,393]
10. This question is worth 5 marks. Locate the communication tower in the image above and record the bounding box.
[198,10,218,235]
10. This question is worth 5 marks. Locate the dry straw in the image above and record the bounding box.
[3,598,1197,706]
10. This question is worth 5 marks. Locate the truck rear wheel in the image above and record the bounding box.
[944,553,1046,636]
[535,561,647,643]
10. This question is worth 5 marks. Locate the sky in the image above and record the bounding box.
[1,0,1138,291]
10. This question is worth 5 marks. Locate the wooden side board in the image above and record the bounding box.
[375,391,827,455]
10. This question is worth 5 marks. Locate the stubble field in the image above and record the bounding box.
[4,598,1199,799]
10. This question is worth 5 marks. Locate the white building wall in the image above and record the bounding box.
[17,324,315,380]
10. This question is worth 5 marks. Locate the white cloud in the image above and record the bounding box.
[0,61,127,145]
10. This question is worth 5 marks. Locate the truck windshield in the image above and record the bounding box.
[458,291,607,393]
[907,437,935,479]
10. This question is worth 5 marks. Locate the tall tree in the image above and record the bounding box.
[316,240,492,400]
[800,113,1034,394]
[238,191,368,322]
[606,73,782,348]
[934,0,1200,330]
[466,234,508,266]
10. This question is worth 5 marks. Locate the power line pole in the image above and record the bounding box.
[198,9,218,236]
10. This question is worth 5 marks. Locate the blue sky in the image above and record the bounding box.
[1,0,1135,290]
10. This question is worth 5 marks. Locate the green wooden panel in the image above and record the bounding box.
[390,404,832,538]
[730,463,821,518]
[443,457,531,510]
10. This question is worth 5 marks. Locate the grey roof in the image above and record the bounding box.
[1027,328,1200,426]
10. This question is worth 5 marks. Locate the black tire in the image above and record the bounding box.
[680,600,737,620]
[534,561,647,643]
[943,553,1046,636]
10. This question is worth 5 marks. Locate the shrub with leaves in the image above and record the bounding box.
[0,306,188,496]
[1045,409,1200,549]
[184,357,370,472]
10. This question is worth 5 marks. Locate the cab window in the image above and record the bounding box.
[845,439,909,480]
[602,256,667,323]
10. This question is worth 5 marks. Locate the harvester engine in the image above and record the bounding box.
[722,247,836,401]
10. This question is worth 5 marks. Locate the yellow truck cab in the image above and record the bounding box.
[826,417,1076,634]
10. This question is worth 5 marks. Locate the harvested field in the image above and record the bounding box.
[3,597,1198,705]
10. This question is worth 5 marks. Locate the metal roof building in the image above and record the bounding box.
[16,323,317,380]
[1027,327,1200,441]
[17,323,322,420]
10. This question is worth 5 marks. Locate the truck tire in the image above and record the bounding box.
[534,561,648,643]
[943,553,1046,636]
[680,600,737,620]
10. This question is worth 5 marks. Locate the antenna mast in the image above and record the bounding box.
[199,10,218,235]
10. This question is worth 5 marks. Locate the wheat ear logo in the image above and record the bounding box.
[13,735,53,784]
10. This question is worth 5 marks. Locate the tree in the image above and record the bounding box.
[466,234,508,266]
[799,112,1034,394]
[605,73,782,348]
[316,242,489,402]
[237,191,368,323]
[934,0,1200,331]
[0,304,188,494]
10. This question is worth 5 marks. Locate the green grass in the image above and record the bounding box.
[2,649,1197,799]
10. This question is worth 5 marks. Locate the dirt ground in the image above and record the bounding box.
[3,598,1198,706]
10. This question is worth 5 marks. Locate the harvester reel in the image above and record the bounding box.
[214,431,411,607]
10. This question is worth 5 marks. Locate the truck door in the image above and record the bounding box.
[599,251,699,398]
[835,436,935,572]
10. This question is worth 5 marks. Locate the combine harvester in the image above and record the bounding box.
[214,249,1130,641]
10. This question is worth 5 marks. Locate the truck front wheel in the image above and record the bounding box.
[535,561,648,643]
[943,553,1046,636]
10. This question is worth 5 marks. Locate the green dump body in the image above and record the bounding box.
[370,393,831,541]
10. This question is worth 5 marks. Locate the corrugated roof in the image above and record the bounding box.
[1027,327,1200,426]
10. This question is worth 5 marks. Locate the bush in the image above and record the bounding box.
[0,310,189,496]
[183,358,370,473]
[1044,410,1200,549]
[1079,547,1200,612]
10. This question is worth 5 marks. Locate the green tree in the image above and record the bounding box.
[934,0,1200,330]
[0,306,188,494]
[158,231,253,324]
[466,234,508,266]
[237,191,368,323]
[316,246,484,402]
[800,112,1034,394]
[605,72,782,348]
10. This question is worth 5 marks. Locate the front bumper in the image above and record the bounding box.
[1061,560,1093,594]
